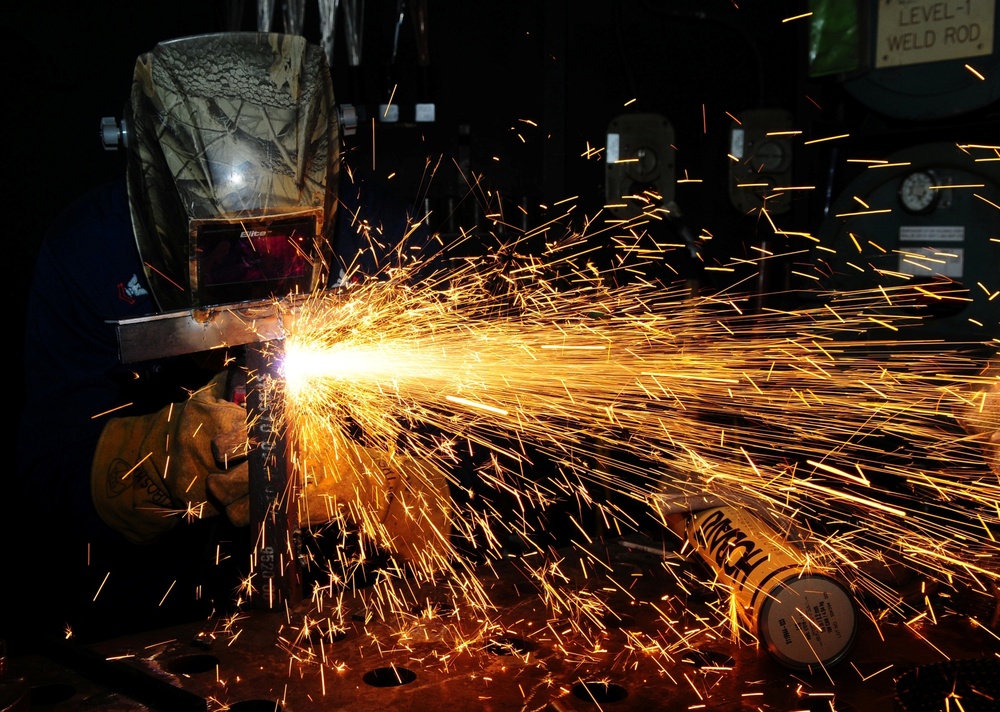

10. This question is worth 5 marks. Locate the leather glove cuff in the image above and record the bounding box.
[91,411,180,545]
[90,372,249,543]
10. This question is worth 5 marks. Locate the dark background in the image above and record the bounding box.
[8,1,998,386]
[6,0,998,538]
[7,1,797,417]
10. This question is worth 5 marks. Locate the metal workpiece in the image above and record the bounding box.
[9,541,999,712]
[245,341,302,611]
[112,294,312,364]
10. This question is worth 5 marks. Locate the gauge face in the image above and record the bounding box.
[898,170,940,214]
[749,139,787,172]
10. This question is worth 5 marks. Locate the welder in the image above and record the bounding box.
[13,32,450,641]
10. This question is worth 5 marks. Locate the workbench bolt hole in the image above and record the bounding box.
[571,681,628,703]
[800,699,856,712]
[678,648,735,669]
[228,701,283,712]
[411,601,455,618]
[486,636,532,655]
[363,666,417,687]
[29,682,76,705]
[601,613,636,629]
[163,653,220,675]
[307,627,347,644]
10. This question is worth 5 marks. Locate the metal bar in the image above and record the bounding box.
[112,295,306,364]
[245,342,302,610]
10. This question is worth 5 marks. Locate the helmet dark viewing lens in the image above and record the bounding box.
[194,214,319,304]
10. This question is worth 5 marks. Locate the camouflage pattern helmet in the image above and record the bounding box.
[126,32,340,310]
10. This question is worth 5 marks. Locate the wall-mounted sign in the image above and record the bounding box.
[876,0,995,68]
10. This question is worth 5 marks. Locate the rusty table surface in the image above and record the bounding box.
[6,539,999,711]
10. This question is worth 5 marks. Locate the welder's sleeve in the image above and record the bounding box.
[296,444,453,567]
[956,360,999,476]
[90,371,250,544]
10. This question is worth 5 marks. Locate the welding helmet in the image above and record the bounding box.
[125,32,340,310]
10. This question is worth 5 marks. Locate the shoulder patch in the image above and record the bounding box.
[118,274,150,304]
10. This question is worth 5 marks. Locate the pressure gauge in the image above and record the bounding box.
[749,139,789,173]
[898,170,940,215]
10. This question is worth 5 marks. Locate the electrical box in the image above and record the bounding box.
[605,113,676,220]
[728,109,794,216]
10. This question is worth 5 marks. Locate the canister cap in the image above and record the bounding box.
[757,574,857,670]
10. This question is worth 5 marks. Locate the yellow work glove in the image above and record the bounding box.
[91,371,250,544]
[295,443,452,568]
[956,360,999,476]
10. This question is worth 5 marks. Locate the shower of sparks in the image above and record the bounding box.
[218,180,1000,688]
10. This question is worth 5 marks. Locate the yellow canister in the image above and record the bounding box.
[683,505,857,670]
